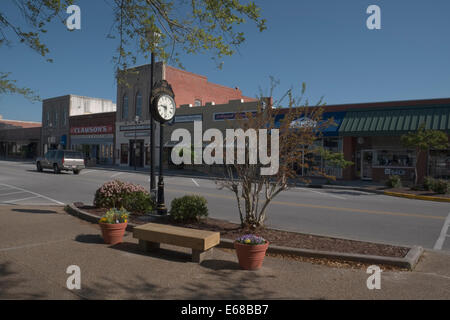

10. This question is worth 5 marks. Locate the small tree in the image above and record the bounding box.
[317,147,353,183]
[216,83,334,229]
[401,124,448,185]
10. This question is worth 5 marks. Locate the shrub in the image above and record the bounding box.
[99,207,129,224]
[431,179,449,194]
[170,195,208,222]
[94,180,154,214]
[385,175,402,188]
[423,176,435,191]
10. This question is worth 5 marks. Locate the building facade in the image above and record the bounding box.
[0,116,42,159]
[41,95,116,154]
[69,112,116,165]
[115,62,256,168]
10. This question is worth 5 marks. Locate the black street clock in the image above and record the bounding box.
[151,80,176,123]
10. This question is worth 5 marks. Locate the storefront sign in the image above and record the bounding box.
[71,125,113,135]
[120,124,151,131]
[124,132,150,137]
[384,168,406,176]
[174,114,203,123]
[214,111,257,121]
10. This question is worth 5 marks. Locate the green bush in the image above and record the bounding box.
[94,180,154,214]
[431,179,449,194]
[423,176,435,191]
[386,175,402,188]
[170,195,208,222]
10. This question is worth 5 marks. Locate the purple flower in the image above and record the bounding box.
[236,234,267,245]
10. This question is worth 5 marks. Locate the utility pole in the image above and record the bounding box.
[150,52,156,202]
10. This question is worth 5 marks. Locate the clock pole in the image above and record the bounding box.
[156,121,167,215]
[149,52,157,203]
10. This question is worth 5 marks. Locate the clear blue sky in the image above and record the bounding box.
[1,0,450,122]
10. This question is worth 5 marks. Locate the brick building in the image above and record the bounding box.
[0,116,42,159]
[41,95,116,154]
[69,112,116,165]
[115,62,256,168]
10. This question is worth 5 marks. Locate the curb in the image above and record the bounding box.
[383,191,450,203]
[65,204,423,270]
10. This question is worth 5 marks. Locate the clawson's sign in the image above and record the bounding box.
[70,125,114,135]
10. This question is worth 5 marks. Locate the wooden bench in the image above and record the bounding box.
[133,223,220,263]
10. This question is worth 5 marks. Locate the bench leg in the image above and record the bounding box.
[139,240,160,252]
[192,248,212,263]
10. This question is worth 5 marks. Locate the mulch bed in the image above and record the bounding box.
[77,204,410,259]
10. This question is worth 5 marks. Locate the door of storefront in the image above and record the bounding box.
[130,140,144,168]
[361,150,374,180]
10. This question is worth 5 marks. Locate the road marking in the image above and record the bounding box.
[191,179,200,187]
[111,172,126,178]
[80,170,95,175]
[297,187,346,200]
[433,213,450,250]
[3,196,41,203]
[165,187,447,221]
[0,183,65,205]
[0,239,70,252]
[0,191,27,197]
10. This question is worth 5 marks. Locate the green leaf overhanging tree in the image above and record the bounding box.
[1,0,266,98]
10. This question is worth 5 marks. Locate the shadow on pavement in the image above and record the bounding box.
[0,262,46,299]
[326,190,376,196]
[75,234,104,244]
[25,169,71,175]
[12,209,58,214]
[109,241,192,263]
[200,259,240,271]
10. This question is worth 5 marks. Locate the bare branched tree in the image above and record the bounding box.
[216,82,335,229]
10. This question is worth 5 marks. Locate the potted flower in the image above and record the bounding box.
[99,207,129,245]
[234,234,269,270]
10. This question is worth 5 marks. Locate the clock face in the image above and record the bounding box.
[156,94,176,121]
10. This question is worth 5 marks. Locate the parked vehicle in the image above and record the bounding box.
[36,150,85,174]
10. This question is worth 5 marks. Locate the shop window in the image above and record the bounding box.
[429,150,450,179]
[122,95,129,120]
[373,150,415,168]
[135,92,142,118]
[120,144,129,164]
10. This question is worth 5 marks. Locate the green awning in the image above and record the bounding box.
[339,106,450,136]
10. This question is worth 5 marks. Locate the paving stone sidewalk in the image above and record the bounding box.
[0,205,449,300]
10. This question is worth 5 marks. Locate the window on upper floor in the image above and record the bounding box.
[135,92,142,118]
[122,95,129,120]
[194,99,202,107]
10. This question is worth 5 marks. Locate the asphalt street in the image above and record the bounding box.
[0,160,449,252]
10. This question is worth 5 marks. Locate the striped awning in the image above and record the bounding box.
[339,106,450,136]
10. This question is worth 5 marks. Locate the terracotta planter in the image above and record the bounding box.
[234,241,269,270]
[99,222,127,245]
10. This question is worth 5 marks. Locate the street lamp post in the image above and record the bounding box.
[149,49,156,202]
[134,115,140,171]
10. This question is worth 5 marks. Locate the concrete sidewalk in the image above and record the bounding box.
[0,205,449,299]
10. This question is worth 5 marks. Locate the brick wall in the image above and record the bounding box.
[165,66,256,107]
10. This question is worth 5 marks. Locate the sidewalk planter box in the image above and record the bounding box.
[234,235,269,270]
[100,222,127,245]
